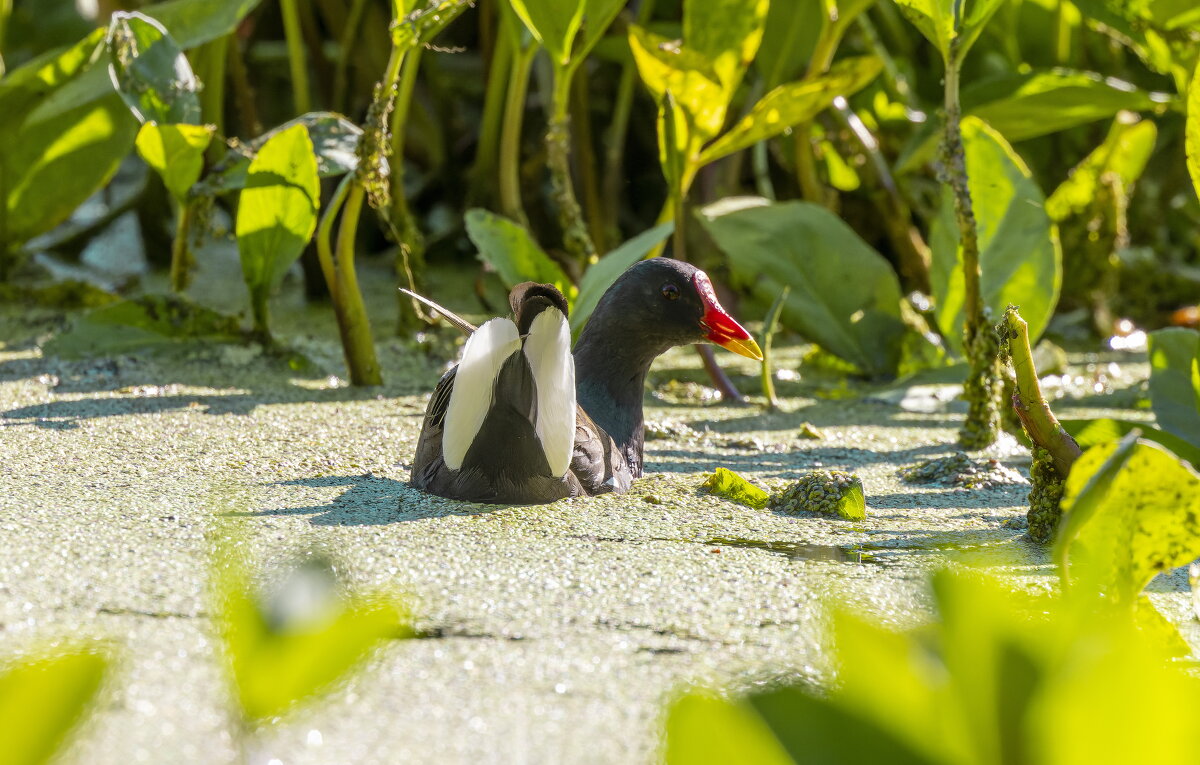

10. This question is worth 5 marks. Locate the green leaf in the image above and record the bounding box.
[27,0,264,126]
[1064,418,1200,468]
[929,117,1061,354]
[753,0,821,89]
[135,122,214,203]
[697,56,882,166]
[216,550,408,722]
[665,693,793,765]
[1188,58,1200,204]
[700,467,770,509]
[193,112,362,198]
[1057,438,1200,605]
[0,648,108,765]
[683,0,769,97]
[464,209,575,301]
[962,69,1169,143]
[507,0,584,67]
[236,123,321,305]
[576,0,625,63]
[1148,328,1200,447]
[891,0,955,59]
[107,11,201,124]
[1046,117,1157,221]
[628,24,727,151]
[41,295,243,358]
[700,198,908,377]
[570,222,674,338]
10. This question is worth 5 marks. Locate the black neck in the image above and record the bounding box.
[573,325,669,474]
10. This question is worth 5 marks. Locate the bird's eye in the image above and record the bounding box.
[661,283,680,300]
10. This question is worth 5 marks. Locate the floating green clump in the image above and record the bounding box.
[769,470,866,520]
[700,468,770,509]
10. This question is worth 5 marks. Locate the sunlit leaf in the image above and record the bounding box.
[216,549,408,722]
[683,0,769,97]
[963,69,1168,143]
[107,11,201,124]
[135,122,214,203]
[891,0,955,59]
[464,209,575,301]
[570,222,674,338]
[236,123,321,317]
[1064,418,1200,468]
[697,56,882,165]
[149,0,265,49]
[665,693,793,765]
[1188,58,1200,203]
[1046,117,1157,221]
[700,467,770,509]
[1148,328,1200,447]
[929,117,1061,354]
[0,647,108,765]
[628,24,726,149]
[1057,437,1200,604]
[507,0,584,67]
[193,112,362,198]
[700,198,907,377]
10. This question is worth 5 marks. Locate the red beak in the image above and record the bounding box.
[694,271,763,361]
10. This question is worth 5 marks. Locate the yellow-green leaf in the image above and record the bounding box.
[0,648,108,765]
[701,467,770,509]
[135,122,215,202]
[683,0,769,97]
[507,0,584,67]
[697,56,882,166]
[1188,58,1200,203]
[665,693,794,765]
[628,24,727,149]
[1046,117,1156,221]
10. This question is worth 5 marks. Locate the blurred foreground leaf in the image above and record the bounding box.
[216,548,409,722]
[0,647,108,765]
[700,198,907,377]
[106,11,200,124]
[1189,59,1200,202]
[465,209,576,301]
[1064,417,1200,468]
[930,117,1061,355]
[1148,328,1200,447]
[665,694,793,765]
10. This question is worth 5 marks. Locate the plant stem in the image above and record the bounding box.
[332,185,382,385]
[389,47,428,332]
[943,49,1000,448]
[279,0,312,114]
[468,23,513,205]
[761,286,790,410]
[170,200,196,292]
[571,71,606,253]
[547,66,598,266]
[227,37,262,137]
[794,2,842,207]
[250,285,271,340]
[195,34,229,163]
[333,0,370,112]
[499,43,536,226]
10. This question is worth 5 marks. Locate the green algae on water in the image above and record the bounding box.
[770,470,867,521]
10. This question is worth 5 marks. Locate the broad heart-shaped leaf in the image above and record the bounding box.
[27,0,263,127]
[1046,117,1156,221]
[236,124,321,299]
[0,29,137,246]
[700,198,908,378]
[192,112,362,198]
[698,56,883,166]
[664,693,794,765]
[507,0,584,67]
[135,122,214,203]
[962,69,1168,143]
[1188,58,1200,203]
[683,0,769,98]
[464,209,576,301]
[628,24,727,149]
[570,222,673,339]
[1057,438,1200,606]
[216,548,408,722]
[0,647,108,765]
[107,12,201,124]
[1148,328,1200,447]
[929,117,1061,355]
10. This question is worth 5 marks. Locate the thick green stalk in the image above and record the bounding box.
[603,0,658,240]
[794,2,842,207]
[227,38,262,137]
[468,26,513,204]
[250,284,271,340]
[195,34,229,163]
[546,66,597,265]
[499,44,536,225]
[389,47,428,332]
[944,49,1000,449]
[761,286,790,410]
[170,200,196,292]
[0,0,10,75]
[332,185,382,385]
[571,72,606,253]
[279,0,312,114]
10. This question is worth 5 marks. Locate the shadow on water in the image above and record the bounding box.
[226,474,506,526]
[704,536,881,564]
[648,443,954,478]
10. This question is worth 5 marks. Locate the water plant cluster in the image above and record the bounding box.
[4,0,1200,761]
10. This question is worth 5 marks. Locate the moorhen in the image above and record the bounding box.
[409,257,762,504]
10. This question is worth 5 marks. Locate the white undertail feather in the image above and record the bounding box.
[522,308,576,477]
[442,318,521,470]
